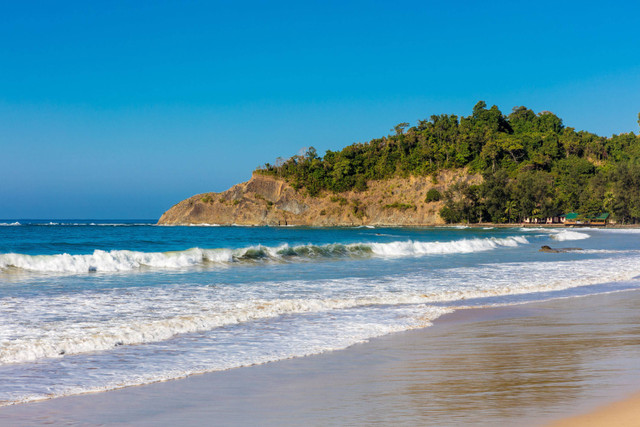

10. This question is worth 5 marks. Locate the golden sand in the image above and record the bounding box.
[549,392,640,427]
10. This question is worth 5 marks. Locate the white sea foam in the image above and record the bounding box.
[370,236,528,257]
[0,294,451,365]
[595,228,640,234]
[2,250,639,367]
[0,222,20,226]
[0,248,231,273]
[550,230,590,241]
[0,237,530,274]
[580,249,634,254]
[0,303,452,406]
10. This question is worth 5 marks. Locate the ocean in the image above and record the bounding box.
[1,221,639,407]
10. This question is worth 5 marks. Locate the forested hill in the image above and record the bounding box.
[257,102,640,224]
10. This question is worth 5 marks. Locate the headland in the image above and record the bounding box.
[158,102,640,227]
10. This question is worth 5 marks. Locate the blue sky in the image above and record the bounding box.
[1,1,639,219]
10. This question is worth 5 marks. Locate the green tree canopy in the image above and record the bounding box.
[257,102,640,223]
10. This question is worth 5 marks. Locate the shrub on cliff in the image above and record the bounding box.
[425,189,441,202]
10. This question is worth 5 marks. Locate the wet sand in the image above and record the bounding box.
[1,289,639,426]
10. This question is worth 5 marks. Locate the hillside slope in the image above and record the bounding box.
[157,171,480,226]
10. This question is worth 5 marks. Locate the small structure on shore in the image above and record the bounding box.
[561,212,609,226]
[522,216,562,224]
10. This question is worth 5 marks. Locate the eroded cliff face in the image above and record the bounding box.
[157,171,481,226]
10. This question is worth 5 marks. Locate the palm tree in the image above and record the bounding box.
[504,200,518,223]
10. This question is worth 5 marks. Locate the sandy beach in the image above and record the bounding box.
[0,288,638,426]
[549,392,640,427]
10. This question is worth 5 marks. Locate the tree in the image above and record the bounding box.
[305,146,319,160]
[393,123,409,135]
[537,111,564,133]
[498,135,525,164]
[472,101,487,118]
[504,200,517,223]
[425,188,442,202]
[509,106,537,133]
[481,170,509,222]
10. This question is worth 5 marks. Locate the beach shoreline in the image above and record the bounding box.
[2,289,639,426]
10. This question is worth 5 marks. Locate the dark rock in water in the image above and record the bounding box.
[539,245,583,253]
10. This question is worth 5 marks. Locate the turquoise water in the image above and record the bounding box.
[1,221,639,406]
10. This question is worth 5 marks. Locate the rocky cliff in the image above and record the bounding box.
[157,171,481,226]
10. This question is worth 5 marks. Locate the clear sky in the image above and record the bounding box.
[1,0,639,219]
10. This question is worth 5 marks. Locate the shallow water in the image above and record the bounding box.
[1,221,639,406]
[3,291,639,426]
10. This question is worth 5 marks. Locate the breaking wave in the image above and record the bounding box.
[370,236,528,257]
[0,237,530,274]
[0,296,451,365]
[550,230,591,241]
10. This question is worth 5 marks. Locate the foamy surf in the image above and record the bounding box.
[0,295,451,365]
[369,236,528,257]
[0,248,232,273]
[549,230,590,241]
[0,237,531,274]
[595,228,640,234]
[0,303,453,406]
[5,248,638,367]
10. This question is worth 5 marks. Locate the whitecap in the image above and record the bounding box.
[550,230,590,241]
[370,236,528,257]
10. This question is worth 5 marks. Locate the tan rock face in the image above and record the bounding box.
[157,171,481,226]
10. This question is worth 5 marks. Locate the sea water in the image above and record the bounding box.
[0,221,639,406]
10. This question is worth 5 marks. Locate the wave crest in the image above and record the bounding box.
[550,230,590,241]
[0,237,529,274]
[370,236,528,257]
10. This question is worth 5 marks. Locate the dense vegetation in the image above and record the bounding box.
[257,102,640,224]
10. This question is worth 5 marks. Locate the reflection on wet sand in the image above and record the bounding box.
[362,293,640,425]
[390,306,640,425]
